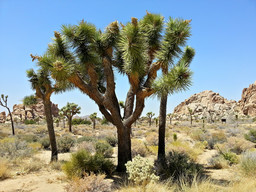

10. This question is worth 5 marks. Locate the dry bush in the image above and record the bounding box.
[222,137,254,155]
[65,173,112,192]
[228,177,256,192]
[131,139,149,158]
[50,160,65,171]
[0,158,11,180]
[22,158,42,173]
[208,155,229,169]
[115,182,174,192]
[76,141,95,154]
[240,151,256,176]
[145,132,158,146]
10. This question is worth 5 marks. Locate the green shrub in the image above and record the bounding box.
[17,134,39,143]
[245,129,256,143]
[40,137,50,149]
[173,133,178,141]
[208,155,229,169]
[240,151,256,176]
[0,137,33,159]
[95,141,113,158]
[105,136,117,147]
[221,151,239,165]
[62,150,115,179]
[126,155,159,186]
[57,135,75,153]
[101,118,109,125]
[72,119,91,125]
[24,119,37,124]
[77,136,96,143]
[156,151,204,181]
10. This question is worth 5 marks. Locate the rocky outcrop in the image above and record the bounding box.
[8,99,59,121]
[173,90,241,122]
[239,81,256,116]
[0,111,6,123]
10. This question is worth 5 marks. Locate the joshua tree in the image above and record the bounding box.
[146,112,155,126]
[154,117,159,127]
[89,112,97,129]
[156,28,195,163]
[31,13,193,171]
[27,65,64,161]
[167,113,173,125]
[0,94,15,135]
[23,94,37,120]
[188,107,193,126]
[60,102,81,132]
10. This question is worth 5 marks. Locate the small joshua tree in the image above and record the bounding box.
[0,94,15,135]
[187,107,193,126]
[90,112,97,129]
[146,112,155,126]
[60,102,81,132]
[167,113,173,125]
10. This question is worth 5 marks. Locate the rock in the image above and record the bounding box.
[173,90,242,122]
[0,111,6,123]
[7,99,59,121]
[239,81,256,116]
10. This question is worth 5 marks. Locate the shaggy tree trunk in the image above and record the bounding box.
[43,99,58,161]
[7,108,15,135]
[116,124,132,172]
[158,95,167,162]
[68,117,72,132]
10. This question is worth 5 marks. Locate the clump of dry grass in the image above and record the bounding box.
[22,157,42,173]
[131,139,149,158]
[66,173,112,192]
[0,158,11,180]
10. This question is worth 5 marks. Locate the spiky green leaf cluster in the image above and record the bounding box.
[60,102,81,117]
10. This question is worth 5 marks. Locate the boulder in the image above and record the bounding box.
[239,81,256,116]
[0,111,6,123]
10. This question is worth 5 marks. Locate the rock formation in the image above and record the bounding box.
[239,81,256,116]
[7,99,59,121]
[0,111,6,123]
[173,90,241,122]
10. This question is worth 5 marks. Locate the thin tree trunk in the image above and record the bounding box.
[116,124,131,172]
[158,95,167,162]
[7,108,15,135]
[68,117,72,132]
[93,120,96,129]
[43,99,58,161]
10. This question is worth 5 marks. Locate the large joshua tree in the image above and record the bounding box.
[60,102,81,132]
[31,13,193,171]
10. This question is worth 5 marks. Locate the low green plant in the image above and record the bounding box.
[77,136,96,143]
[40,137,50,149]
[95,141,113,158]
[105,136,118,147]
[173,133,178,141]
[240,151,256,176]
[57,135,76,153]
[62,150,115,179]
[156,151,204,181]
[72,118,91,125]
[24,119,37,124]
[245,129,256,143]
[126,155,159,186]
[17,134,39,143]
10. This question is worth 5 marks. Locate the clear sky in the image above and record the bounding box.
[0,0,256,117]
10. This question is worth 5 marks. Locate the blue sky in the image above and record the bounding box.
[0,0,256,117]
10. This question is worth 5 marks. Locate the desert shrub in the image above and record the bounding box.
[95,141,113,158]
[0,137,33,159]
[156,151,204,181]
[223,137,254,155]
[101,118,109,125]
[173,133,178,141]
[0,158,11,180]
[24,119,37,124]
[240,151,256,176]
[28,142,42,152]
[72,118,91,125]
[40,137,50,149]
[63,150,115,179]
[105,136,117,147]
[23,158,42,173]
[145,132,158,146]
[131,139,149,158]
[126,155,159,186]
[147,146,158,155]
[77,141,95,154]
[208,155,229,169]
[245,129,256,143]
[17,134,39,143]
[57,135,76,153]
[50,160,65,171]
[77,135,96,143]
[66,173,112,192]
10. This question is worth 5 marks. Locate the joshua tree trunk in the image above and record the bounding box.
[7,108,15,135]
[158,95,167,162]
[43,99,58,161]
[68,117,72,132]
[93,120,96,129]
[63,119,65,128]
